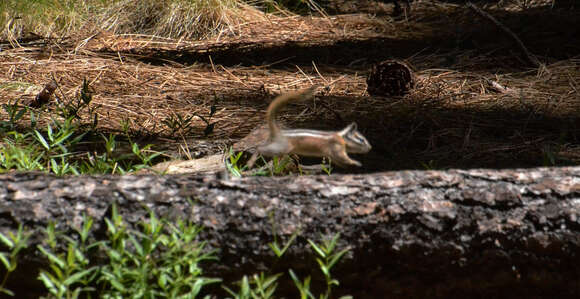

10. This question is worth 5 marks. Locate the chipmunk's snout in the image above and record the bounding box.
[346,132,372,153]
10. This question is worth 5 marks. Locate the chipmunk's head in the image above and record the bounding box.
[339,122,372,154]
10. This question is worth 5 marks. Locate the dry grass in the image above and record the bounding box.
[0,0,282,42]
[96,0,272,40]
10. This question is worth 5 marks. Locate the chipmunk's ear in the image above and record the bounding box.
[339,122,358,135]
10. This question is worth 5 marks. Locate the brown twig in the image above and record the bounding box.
[466,2,541,68]
[315,97,345,124]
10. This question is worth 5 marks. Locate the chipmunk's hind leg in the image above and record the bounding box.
[257,137,292,157]
[249,138,294,168]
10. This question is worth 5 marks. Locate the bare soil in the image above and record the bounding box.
[1,0,579,173]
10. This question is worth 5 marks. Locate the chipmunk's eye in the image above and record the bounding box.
[350,132,365,144]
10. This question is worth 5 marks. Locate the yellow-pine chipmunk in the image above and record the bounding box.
[256,85,372,167]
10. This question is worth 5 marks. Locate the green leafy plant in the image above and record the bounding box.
[164,97,219,137]
[55,78,99,130]
[0,224,30,297]
[2,206,351,298]
[97,206,220,298]
[542,144,557,166]
[268,211,300,258]
[36,205,220,298]
[33,118,85,175]
[162,113,196,136]
[285,234,352,299]
[194,99,218,137]
[0,101,27,131]
[269,232,298,258]
[306,234,351,299]
[119,118,132,136]
[288,269,313,299]
[420,159,438,170]
[37,219,99,298]
[225,147,247,177]
[270,155,293,176]
[0,131,44,171]
[80,134,120,174]
[250,154,297,177]
[0,78,164,175]
[129,142,163,171]
[320,157,333,175]
[223,272,282,299]
[226,232,351,299]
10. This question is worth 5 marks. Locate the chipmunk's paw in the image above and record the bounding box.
[351,161,362,167]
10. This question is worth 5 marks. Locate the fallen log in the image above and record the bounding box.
[1,167,580,298]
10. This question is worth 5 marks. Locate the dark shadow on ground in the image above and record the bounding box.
[125,4,579,68]
[90,3,580,173]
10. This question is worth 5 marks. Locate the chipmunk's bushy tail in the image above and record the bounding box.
[266,85,318,140]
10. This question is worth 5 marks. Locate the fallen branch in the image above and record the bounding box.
[1,167,580,297]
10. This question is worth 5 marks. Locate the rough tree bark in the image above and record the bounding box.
[1,167,580,298]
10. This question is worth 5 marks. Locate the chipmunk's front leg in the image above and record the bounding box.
[327,142,362,167]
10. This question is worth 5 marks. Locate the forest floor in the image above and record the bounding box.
[1,0,578,173]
